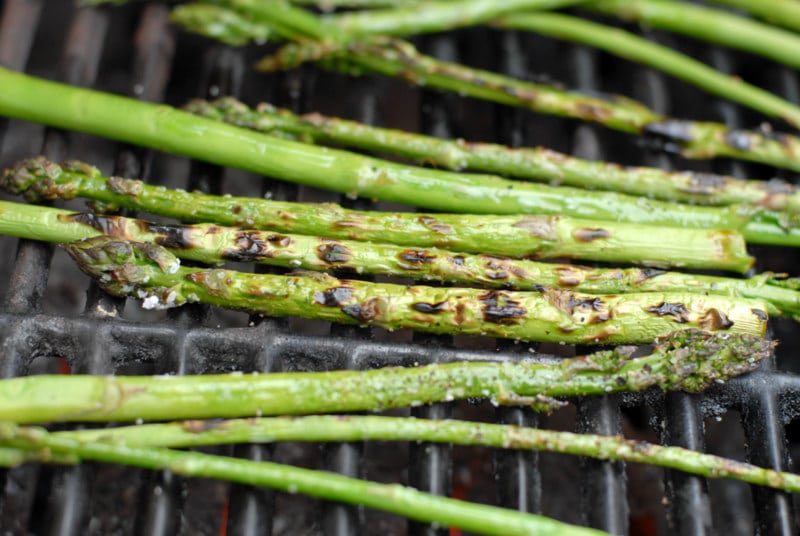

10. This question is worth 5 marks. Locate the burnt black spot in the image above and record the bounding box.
[222,231,269,262]
[589,312,612,324]
[573,228,611,242]
[450,255,465,266]
[267,234,293,247]
[142,222,195,249]
[480,290,527,325]
[643,120,695,143]
[566,296,605,315]
[411,301,447,314]
[313,286,354,307]
[232,205,242,214]
[700,308,734,331]
[68,213,125,236]
[342,297,383,323]
[399,250,437,265]
[646,302,689,323]
[317,242,352,264]
[724,130,751,151]
[751,308,768,321]
[615,376,626,386]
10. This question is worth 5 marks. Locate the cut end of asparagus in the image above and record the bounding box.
[0,157,81,202]
[651,329,774,392]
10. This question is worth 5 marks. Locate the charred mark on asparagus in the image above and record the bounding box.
[317,241,352,264]
[700,308,734,331]
[573,228,612,242]
[411,301,448,314]
[417,216,453,235]
[341,297,385,323]
[313,286,354,307]
[647,302,690,323]
[479,290,527,325]
[398,250,437,266]
[64,213,128,238]
[751,308,768,322]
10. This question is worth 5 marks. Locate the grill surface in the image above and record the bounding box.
[1,2,800,535]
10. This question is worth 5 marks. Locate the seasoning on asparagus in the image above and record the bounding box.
[64,236,768,344]
[0,423,607,536]
[0,328,773,423]
[1,159,756,272]
[188,97,800,212]
[36,414,800,494]
[3,199,800,318]
[588,0,800,71]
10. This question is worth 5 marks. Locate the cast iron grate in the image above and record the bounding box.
[1,2,799,535]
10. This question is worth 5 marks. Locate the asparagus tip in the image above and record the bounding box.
[64,237,182,305]
[654,329,774,392]
[1,157,69,201]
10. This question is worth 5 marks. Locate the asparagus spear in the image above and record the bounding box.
[318,0,585,38]
[588,0,800,70]
[3,199,800,318]
[1,159,756,272]
[36,415,800,494]
[188,97,800,211]
[0,424,606,536]
[65,236,768,343]
[705,0,800,34]
[246,27,800,171]
[491,12,800,128]
[0,328,773,423]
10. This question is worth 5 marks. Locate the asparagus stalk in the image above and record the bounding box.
[588,0,800,70]
[1,69,798,245]
[188,97,800,212]
[171,4,274,46]
[4,199,800,318]
[705,0,800,34]
[1,159,756,272]
[0,424,606,536]
[65,236,769,343]
[0,328,773,423]
[491,11,800,128]
[39,415,800,494]
[319,0,585,38]
[249,33,800,171]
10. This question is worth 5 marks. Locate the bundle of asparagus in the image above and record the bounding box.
[3,0,800,532]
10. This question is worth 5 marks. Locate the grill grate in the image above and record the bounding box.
[1,2,800,535]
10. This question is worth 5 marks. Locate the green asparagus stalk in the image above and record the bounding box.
[4,199,800,318]
[2,70,799,246]
[0,328,773,423]
[38,414,800,494]
[171,4,274,46]
[188,97,800,212]
[250,34,800,171]
[319,0,585,38]
[0,424,605,536]
[705,0,800,34]
[1,159,756,272]
[588,0,800,70]
[491,11,800,128]
[65,236,769,343]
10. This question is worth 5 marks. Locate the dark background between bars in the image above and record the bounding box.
[2,1,800,535]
